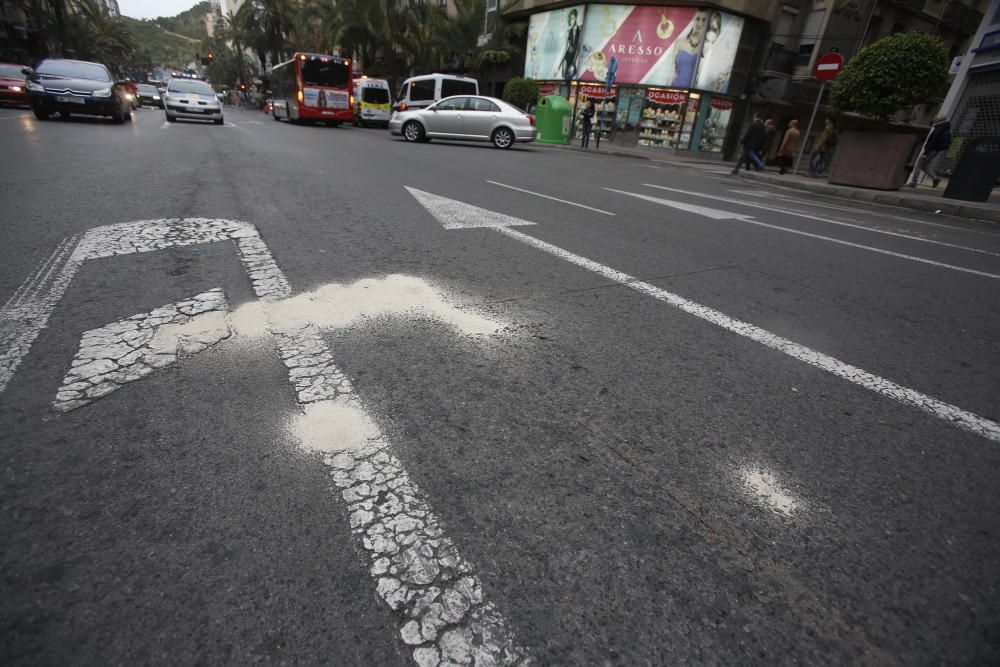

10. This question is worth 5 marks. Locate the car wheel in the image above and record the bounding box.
[402,120,424,143]
[32,107,50,120]
[491,127,515,149]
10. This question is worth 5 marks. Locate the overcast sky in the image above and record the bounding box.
[118,0,201,20]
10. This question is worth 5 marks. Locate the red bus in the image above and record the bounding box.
[270,52,353,125]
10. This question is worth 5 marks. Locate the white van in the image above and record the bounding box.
[353,77,392,127]
[394,73,478,112]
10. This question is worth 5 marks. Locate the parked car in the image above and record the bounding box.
[163,77,223,124]
[0,61,28,107]
[353,77,392,127]
[389,95,536,149]
[393,73,477,113]
[135,83,163,108]
[25,58,132,123]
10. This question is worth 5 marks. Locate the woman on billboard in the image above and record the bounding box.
[560,9,582,82]
[671,10,708,88]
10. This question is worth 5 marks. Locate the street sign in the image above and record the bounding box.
[605,56,619,95]
[813,51,844,80]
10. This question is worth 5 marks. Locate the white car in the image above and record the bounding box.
[389,95,536,149]
[163,78,223,124]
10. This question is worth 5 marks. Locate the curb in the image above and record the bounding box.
[532,141,654,161]
[739,171,1000,223]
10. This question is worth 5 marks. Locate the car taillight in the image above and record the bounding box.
[400,102,408,111]
[350,94,355,107]
[297,89,303,103]
[527,114,536,127]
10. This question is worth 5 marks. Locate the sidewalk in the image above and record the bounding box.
[535,141,1000,223]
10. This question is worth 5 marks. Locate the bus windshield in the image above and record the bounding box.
[301,59,349,88]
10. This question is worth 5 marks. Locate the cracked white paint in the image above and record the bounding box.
[3,218,529,667]
[52,289,231,412]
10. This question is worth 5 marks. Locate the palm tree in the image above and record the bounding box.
[235,0,297,70]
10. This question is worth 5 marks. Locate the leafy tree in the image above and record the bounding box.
[830,32,950,123]
[502,78,538,110]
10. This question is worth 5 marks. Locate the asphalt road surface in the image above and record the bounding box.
[2,105,999,666]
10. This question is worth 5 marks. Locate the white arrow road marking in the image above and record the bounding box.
[487,180,617,216]
[604,187,755,220]
[0,218,528,666]
[646,184,1000,257]
[409,188,1000,444]
[53,288,232,412]
[405,187,537,230]
[610,187,1000,280]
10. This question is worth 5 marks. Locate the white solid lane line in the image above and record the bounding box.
[730,189,1000,238]
[645,184,1000,257]
[487,180,616,216]
[608,188,1000,280]
[492,226,1000,443]
[408,186,1000,443]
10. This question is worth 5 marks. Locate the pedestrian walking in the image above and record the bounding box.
[906,116,952,188]
[730,114,766,174]
[581,99,595,149]
[761,117,776,164]
[808,119,837,178]
[777,119,800,174]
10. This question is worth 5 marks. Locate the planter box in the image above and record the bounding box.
[828,132,917,190]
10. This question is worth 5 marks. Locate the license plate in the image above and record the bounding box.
[56,96,85,104]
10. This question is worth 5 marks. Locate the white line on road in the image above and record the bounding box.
[487,180,617,216]
[0,217,528,666]
[408,187,1000,443]
[645,184,1000,257]
[0,114,29,120]
[729,189,1000,237]
[608,187,1000,280]
[605,187,752,220]
[160,121,170,129]
[226,121,249,130]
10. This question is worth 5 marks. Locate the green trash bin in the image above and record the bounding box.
[535,95,572,145]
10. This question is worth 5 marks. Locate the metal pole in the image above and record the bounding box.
[794,80,824,176]
[596,97,605,149]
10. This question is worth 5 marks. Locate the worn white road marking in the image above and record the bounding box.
[225,121,248,130]
[0,218,528,666]
[53,289,231,412]
[645,184,1000,257]
[605,187,754,220]
[487,180,617,216]
[609,187,1000,280]
[0,235,81,395]
[0,113,30,120]
[739,466,802,517]
[410,188,1000,444]
[160,121,170,129]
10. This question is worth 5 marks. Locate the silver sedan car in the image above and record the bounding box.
[390,95,536,149]
[163,78,223,124]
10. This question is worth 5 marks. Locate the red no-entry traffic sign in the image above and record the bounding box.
[814,51,845,80]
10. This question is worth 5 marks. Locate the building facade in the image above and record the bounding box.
[501,0,984,159]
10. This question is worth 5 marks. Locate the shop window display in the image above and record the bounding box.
[698,97,734,153]
[638,89,686,148]
[571,83,617,142]
[677,93,701,149]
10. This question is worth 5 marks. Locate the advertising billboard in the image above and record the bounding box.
[524,5,587,81]
[575,4,704,88]
[695,11,745,93]
[524,5,746,93]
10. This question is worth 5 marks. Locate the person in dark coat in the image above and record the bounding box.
[906,116,952,187]
[730,114,766,174]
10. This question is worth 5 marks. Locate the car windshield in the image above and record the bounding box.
[37,60,110,81]
[137,84,158,94]
[0,64,24,79]
[301,58,349,88]
[169,79,215,95]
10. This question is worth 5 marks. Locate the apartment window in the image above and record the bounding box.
[797,8,827,59]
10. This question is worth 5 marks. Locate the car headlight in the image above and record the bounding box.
[92,87,112,98]
[152,95,160,99]
[26,80,43,92]
[10,85,22,92]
